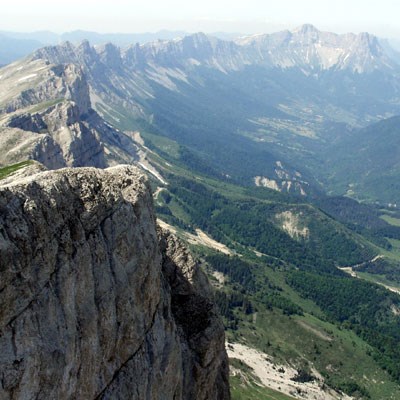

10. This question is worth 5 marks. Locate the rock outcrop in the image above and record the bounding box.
[0,59,140,169]
[0,165,230,399]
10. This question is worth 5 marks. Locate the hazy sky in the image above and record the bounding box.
[3,0,400,38]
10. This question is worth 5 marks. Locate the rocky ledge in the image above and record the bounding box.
[0,165,230,399]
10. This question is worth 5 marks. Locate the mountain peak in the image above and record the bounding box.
[77,39,91,49]
[189,32,210,41]
[292,24,320,34]
[183,32,214,47]
[96,42,122,68]
[357,31,377,46]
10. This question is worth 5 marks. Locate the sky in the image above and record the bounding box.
[3,0,400,39]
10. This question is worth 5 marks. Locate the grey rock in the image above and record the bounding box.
[0,58,139,169]
[0,165,230,400]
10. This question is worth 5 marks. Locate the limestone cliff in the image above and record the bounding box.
[0,59,140,169]
[0,165,230,399]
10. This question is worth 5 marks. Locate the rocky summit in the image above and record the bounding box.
[0,165,230,399]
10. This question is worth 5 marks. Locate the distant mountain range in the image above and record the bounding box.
[29,25,400,73]
[2,24,400,202]
[0,29,243,65]
[0,33,44,66]
[2,25,400,66]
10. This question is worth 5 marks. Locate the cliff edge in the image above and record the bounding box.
[0,165,230,399]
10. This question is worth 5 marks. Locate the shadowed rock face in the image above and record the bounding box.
[0,165,230,400]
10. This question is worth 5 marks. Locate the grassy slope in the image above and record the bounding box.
[381,215,400,227]
[231,375,296,400]
[323,116,400,204]
[232,307,400,399]
[219,257,400,399]
[0,160,34,180]
[187,212,400,399]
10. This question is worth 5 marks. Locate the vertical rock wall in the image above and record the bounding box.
[0,165,230,400]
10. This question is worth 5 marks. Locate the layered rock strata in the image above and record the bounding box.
[0,60,139,169]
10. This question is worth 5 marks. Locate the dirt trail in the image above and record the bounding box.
[338,257,400,295]
[297,321,333,342]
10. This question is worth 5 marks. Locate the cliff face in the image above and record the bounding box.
[0,59,140,169]
[0,165,230,399]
